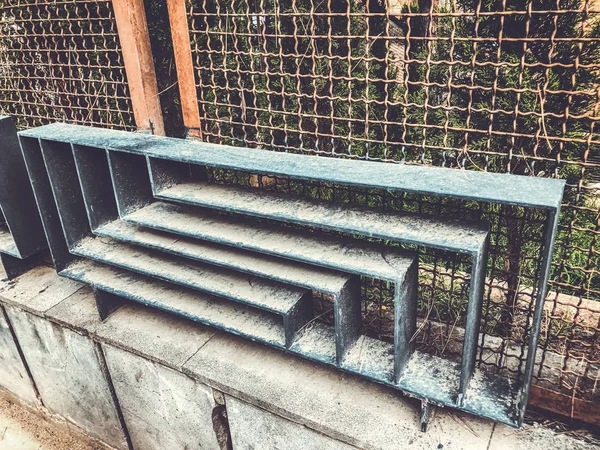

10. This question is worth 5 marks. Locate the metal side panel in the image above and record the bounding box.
[334,276,362,366]
[146,156,207,193]
[106,150,154,217]
[39,139,93,250]
[459,237,490,405]
[18,136,76,271]
[393,258,419,381]
[0,116,46,259]
[72,145,120,231]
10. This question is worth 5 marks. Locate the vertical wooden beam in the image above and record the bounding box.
[112,0,165,136]
[166,0,203,139]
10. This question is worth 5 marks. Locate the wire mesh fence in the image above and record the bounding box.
[0,0,135,131]
[185,0,600,402]
[0,0,599,410]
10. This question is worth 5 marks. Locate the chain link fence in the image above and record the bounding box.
[184,0,600,404]
[0,0,135,131]
[1,0,599,413]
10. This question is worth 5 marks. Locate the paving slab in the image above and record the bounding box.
[0,305,38,405]
[227,395,357,450]
[183,332,495,450]
[103,344,220,450]
[0,265,83,314]
[4,306,128,450]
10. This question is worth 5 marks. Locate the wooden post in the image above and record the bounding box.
[166,0,202,139]
[529,385,600,426]
[111,0,165,136]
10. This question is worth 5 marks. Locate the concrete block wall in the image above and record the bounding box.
[0,265,593,450]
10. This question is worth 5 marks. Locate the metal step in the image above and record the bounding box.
[95,219,351,296]
[61,259,286,347]
[71,237,312,347]
[124,201,416,282]
[72,237,308,317]
[154,181,489,254]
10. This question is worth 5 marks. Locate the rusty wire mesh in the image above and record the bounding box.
[0,0,135,131]
[185,0,600,401]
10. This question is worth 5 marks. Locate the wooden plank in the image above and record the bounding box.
[166,0,202,139]
[529,385,600,427]
[111,0,165,135]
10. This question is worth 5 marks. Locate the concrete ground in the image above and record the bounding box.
[0,391,110,450]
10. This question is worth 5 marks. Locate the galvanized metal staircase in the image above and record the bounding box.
[18,123,564,429]
[0,116,46,278]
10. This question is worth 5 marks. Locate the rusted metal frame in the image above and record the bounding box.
[166,0,203,138]
[111,0,165,135]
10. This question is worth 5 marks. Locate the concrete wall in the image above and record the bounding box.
[0,266,593,450]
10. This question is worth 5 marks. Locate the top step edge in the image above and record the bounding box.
[19,124,565,210]
[156,182,489,255]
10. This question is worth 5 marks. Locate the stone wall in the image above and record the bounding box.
[0,265,591,450]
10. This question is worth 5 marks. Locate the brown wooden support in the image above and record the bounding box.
[529,385,600,427]
[111,0,165,136]
[166,0,203,139]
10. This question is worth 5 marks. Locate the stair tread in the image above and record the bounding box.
[72,237,308,315]
[95,219,351,294]
[156,181,488,254]
[61,259,286,346]
[289,321,337,365]
[125,202,416,282]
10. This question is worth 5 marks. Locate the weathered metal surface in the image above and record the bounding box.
[73,238,310,316]
[16,123,565,429]
[62,260,287,347]
[157,181,489,254]
[0,117,46,276]
[96,219,350,294]
[125,201,416,282]
[19,137,74,271]
[19,123,565,209]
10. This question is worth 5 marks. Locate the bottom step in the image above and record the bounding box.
[61,260,519,427]
[61,260,286,347]
[288,321,518,426]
